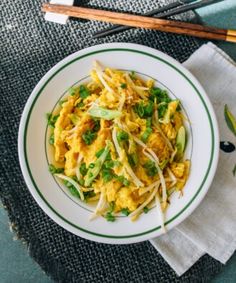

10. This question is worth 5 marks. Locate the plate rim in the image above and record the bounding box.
[18,43,219,244]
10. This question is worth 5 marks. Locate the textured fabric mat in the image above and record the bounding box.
[0,0,223,282]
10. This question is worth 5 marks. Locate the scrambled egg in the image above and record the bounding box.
[49,64,190,221]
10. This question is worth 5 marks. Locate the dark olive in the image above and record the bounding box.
[220,141,235,153]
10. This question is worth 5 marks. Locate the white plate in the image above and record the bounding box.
[18,43,219,244]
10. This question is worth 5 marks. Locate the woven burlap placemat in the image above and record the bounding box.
[0,0,223,282]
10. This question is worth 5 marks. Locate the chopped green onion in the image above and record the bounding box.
[146,117,152,127]
[79,163,88,176]
[134,101,154,118]
[143,206,149,214]
[82,130,97,145]
[84,141,111,186]
[55,174,84,200]
[88,106,121,120]
[149,87,171,104]
[95,148,111,161]
[102,168,114,183]
[79,85,90,99]
[49,133,54,145]
[69,87,77,96]
[115,175,130,186]
[117,131,129,142]
[89,163,95,169]
[123,178,130,186]
[95,148,105,158]
[48,164,64,174]
[103,160,115,169]
[46,113,59,128]
[127,153,138,168]
[109,201,115,212]
[64,180,81,199]
[130,71,136,80]
[158,103,168,119]
[105,211,115,222]
[141,127,152,143]
[121,208,130,216]
[84,191,96,201]
[120,83,127,89]
[143,161,158,177]
[92,119,100,132]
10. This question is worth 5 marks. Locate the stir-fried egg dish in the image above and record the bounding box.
[47,61,190,228]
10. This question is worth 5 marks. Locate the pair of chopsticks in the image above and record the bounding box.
[42,2,236,43]
[93,0,223,38]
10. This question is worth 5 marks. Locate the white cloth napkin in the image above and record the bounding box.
[150,42,236,276]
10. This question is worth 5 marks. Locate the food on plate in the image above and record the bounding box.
[47,61,190,229]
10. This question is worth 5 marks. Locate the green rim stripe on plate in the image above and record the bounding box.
[24,48,215,239]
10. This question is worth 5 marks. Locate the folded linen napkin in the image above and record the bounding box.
[150,42,236,276]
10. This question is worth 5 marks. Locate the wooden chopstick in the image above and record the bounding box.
[42,3,236,43]
[93,0,224,38]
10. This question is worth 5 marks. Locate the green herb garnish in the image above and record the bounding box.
[150,87,171,104]
[146,117,152,127]
[158,103,168,118]
[48,164,64,174]
[117,131,129,142]
[120,83,127,89]
[49,133,54,145]
[105,211,116,222]
[93,119,100,132]
[79,163,88,176]
[95,148,111,161]
[84,191,96,201]
[89,163,95,169]
[130,71,136,80]
[105,201,116,222]
[82,130,97,145]
[88,172,94,178]
[63,180,80,199]
[69,87,77,96]
[134,101,154,118]
[128,153,138,168]
[115,175,130,186]
[96,148,105,158]
[143,161,158,176]
[88,106,121,120]
[141,127,152,143]
[121,208,130,216]
[79,85,90,99]
[109,201,115,212]
[102,168,114,183]
[143,206,149,214]
[103,160,115,169]
[46,113,59,128]
[84,141,112,187]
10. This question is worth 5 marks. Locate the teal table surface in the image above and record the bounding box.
[1,1,236,282]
